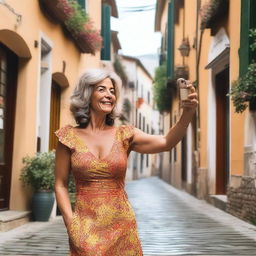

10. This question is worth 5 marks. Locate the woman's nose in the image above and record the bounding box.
[105,90,112,97]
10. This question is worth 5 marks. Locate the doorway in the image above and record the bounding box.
[215,67,230,194]
[49,81,61,150]
[0,44,18,210]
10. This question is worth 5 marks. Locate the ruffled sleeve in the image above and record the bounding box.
[119,125,135,152]
[55,125,75,149]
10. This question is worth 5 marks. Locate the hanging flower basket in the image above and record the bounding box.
[229,63,256,113]
[72,29,102,54]
[39,0,74,23]
[38,0,102,54]
[200,0,228,30]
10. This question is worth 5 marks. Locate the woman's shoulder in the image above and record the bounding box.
[54,125,77,149]
[117,124,135,138]
[55,124,74,135]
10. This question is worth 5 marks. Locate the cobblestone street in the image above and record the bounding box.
[1,177,256,255]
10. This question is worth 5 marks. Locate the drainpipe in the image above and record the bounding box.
[194,0,204,196]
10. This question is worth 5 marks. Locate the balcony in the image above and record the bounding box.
[39,0,102,54]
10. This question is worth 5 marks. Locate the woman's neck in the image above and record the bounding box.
[88,111,108,131]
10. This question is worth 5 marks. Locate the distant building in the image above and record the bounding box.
[119,55,160,180]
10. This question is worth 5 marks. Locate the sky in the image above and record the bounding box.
[111,0,161,56]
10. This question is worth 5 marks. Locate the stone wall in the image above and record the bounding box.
[227,176,256,224]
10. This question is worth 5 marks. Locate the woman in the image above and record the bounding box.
[54,68,198,256]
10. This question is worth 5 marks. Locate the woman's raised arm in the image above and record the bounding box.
[131,85,198,154]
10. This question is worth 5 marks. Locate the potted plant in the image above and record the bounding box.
[20,151,55,221]
[229,29,256,113]
[39,0,74,23]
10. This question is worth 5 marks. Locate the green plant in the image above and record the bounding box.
[123,98,131,114]
[64,0,88,33]
[20,151,55,192]
[153,62,173,113]
[39,0,102,54]
[229,29,256,113]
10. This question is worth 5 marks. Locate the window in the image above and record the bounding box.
[239,0,256,76]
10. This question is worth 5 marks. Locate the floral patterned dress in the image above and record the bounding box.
[55,125,143,256]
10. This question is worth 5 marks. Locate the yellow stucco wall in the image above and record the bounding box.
[157,0,246,195]
[0,0,102,210]
[229,0,245,175]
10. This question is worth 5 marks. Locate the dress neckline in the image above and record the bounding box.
[72,126,119,161]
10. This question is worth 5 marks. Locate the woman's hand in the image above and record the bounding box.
[181,83,198,112]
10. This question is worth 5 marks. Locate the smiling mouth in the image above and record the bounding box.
[100,101,113,105]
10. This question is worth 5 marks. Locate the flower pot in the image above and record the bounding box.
[39,0,73,23]
[31,191,55,221]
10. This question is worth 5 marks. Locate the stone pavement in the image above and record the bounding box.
[0,177,256,255]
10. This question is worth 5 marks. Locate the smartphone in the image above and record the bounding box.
[177,78,189,101]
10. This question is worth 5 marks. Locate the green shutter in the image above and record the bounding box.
[239,0,250,77]
[239,0,256,77]
[101,4,111,60]
[77,0,85,10]
[249,0,256,62]
[167,1,174,79]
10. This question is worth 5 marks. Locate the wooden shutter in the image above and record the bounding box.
[167,1,174,79]
[49,81,61,150]
[101,4,111,60]
[239,0,256,77]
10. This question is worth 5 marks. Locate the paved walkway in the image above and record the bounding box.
[1,177,256,255]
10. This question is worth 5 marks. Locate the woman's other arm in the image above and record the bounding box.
[131,85,198,154]
[54,141,73,229]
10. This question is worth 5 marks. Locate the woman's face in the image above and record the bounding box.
[90,77,116,114]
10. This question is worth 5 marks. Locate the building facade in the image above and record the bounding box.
[119,55,159,180]
[0,0,119,230]
[155,0,256,222]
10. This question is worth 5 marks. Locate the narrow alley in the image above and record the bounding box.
[1,177,256,256]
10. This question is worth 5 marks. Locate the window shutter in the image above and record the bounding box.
[77,0,85,10]
[167,1,174,79]
[101,4,111,60]
[239,0,256,77]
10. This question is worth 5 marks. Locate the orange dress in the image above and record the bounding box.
[55,125,143,256]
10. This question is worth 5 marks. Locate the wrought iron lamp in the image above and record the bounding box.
[178,38,190,57]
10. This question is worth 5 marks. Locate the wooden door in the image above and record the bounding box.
[49,81,61,150]
[215,67,230,194]
[0,44,18,210]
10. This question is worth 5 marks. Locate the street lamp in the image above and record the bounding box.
[178,38,190,57]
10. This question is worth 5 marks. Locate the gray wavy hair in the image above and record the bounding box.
[70,68,122,127]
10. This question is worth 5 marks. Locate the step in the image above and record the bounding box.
[207,194,227,212]
[0,210,31,232]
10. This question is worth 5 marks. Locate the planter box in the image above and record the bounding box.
[39,0,72,23]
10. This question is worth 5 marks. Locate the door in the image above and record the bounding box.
[0,44,18,210]
[49,81,61,150]
[215,67,230,194]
